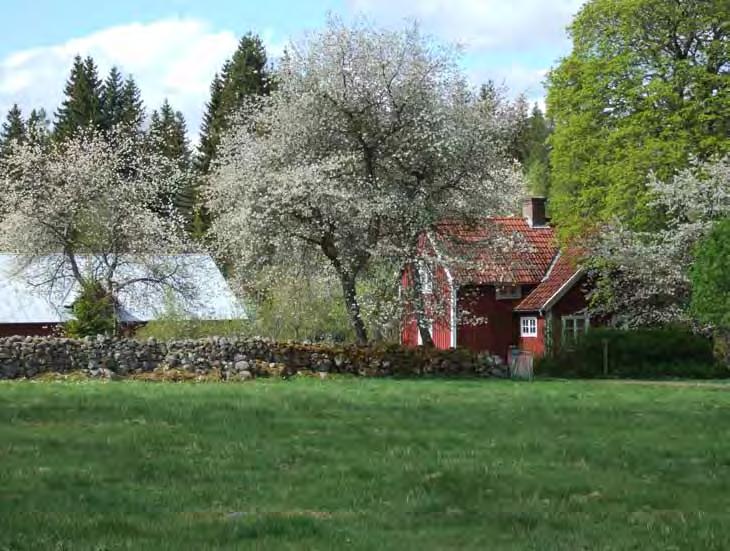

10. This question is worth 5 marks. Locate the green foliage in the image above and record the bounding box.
[546,0,730,239]
[538,327,724,379]
[147,99,194,222]
[134,292,248,340]
[691,218,730,364]
[26,108,50,147]
[100,66,125,131]
[196,33,272,175]
[64,282,117,338]
[691,218,730,329]
[247,275,356,343]
[54,55,104,141]
[0,104,26,155]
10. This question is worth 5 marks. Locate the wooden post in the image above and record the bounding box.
[602,338,609,377]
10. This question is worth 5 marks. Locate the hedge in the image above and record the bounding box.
[537,327,728,379]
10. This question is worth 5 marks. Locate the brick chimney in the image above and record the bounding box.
[522,197,548,228]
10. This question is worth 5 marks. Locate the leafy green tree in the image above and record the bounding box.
[691,218,730,362]
[0,104,26,155]
[54,55,104,141]
[546,0,730,240]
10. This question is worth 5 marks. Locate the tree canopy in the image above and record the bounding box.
[208,18,523,344]
[546,0,730,239]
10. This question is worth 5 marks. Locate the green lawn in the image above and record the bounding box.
[1,378,729,550]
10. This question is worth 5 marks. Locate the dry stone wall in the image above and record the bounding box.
[0,335,509,380]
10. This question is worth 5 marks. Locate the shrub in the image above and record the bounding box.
[64,282,117,338]
[691,218,730,364]
[537,327,726,379]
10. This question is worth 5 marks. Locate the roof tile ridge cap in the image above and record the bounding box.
[540,250,562,282]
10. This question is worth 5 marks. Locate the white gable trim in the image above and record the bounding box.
[541,268,586,315]
[426,232,458,348]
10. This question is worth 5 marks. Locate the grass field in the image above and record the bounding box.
[1,378,729,550]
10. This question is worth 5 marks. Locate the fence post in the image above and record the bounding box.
[602,338,609,376]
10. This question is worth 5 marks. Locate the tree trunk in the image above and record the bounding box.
[411,262,435,347]
[338,271,368,345]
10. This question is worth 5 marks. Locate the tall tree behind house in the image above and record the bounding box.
[54,55,104,141]
[0,104,26,156]
[196,33,272,174]
[148,99,193,221]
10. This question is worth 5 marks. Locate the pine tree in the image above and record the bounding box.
[196,72,225,174]
[148,99,193,221]
[54,55,103,141]
[120,75,145,135]
[1,104,27,155]
[100,66,126,131]
[26,108,51,147]
[148,100,190,168]
[196,33,271,174]
[218,33,271,116]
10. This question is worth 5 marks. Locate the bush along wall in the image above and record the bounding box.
[537,327,728,379]
[0,336,509,381]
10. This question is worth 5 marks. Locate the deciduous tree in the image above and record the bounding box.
[0,128,194,326]
[208,18,522,344]
[546,0,729,239]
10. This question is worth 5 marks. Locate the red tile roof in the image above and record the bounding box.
[429,218,558,285]
[515,252,583,312]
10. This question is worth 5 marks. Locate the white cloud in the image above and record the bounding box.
[349,0,585,103]
[349,0,584,52]
[0,18,240,141]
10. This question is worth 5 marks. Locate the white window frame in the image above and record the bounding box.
[520,316,538,338]
[495,285,522,300]
[417,262,433,295]
[562,314,589,342]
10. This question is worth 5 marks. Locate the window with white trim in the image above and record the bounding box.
[520,316,538,337]
[417,262,433,295]
[562,315,589,343]
[495,285,522,300]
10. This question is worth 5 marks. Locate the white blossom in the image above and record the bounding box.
[592,156,730,327]
[0,128,196,316]
[208,17,524,343]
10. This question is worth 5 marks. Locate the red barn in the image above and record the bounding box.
[401,198,591,361]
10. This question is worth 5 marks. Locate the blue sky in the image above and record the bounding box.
[0,0,585,139]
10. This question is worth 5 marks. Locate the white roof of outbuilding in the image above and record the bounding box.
[0,253,246,324]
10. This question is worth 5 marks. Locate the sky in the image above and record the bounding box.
[0,0,585,141]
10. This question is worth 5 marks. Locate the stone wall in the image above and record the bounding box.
[0,335,509,380]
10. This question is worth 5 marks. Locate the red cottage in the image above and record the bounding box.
[401,198,591,360]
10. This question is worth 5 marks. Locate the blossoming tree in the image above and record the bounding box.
[208,18,523,344]
[0,128,195,329]
[591,156,730,327]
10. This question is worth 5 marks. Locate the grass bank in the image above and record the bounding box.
[1,378,728,549]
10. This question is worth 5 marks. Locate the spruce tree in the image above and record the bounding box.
[54,55,103,141]
[196,33,271,174]
[1,104,27,155]
[149,99,190,168]
[120,75,145,135]
[100,66,126,131]
[196,73,224,174]
[148,100,193,221]
[26,108,51,147]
